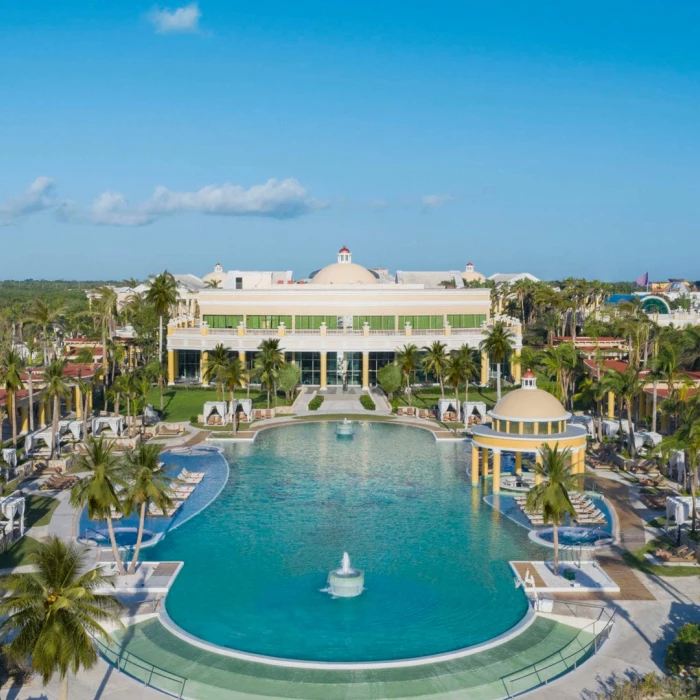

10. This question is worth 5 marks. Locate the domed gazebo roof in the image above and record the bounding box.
[490,371,569,422]
[310,246,378,285]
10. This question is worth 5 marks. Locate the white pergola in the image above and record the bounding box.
[203,401,228,426]
[0,495,26,551]
[229,399,253,422]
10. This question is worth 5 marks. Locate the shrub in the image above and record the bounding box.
[308,395,324,411]
[592,672,695,699]
[665,623,700,675]
[360,394,376,410]
[377,363,401,400]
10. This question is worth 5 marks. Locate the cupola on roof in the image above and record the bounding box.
[310,247,378,285]
[490,372,569,421]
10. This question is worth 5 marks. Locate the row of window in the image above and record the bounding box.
[493,419,567,435]
[202,314,486,331]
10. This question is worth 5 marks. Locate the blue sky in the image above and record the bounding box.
[2,1,699,281]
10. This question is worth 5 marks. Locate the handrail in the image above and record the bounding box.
[91,632,187,698]
[503,600,616,697]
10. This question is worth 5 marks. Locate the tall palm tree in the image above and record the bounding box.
[44,359,70,459]
[525,444,578,575]
[204,343,231,398]
[0,348,25,447]
[444,353,466,406]
[222,357,248,435]
[603,367,644,458]
[454,344,478,403]
[70,437,128,575]
[25,336,39,433]
[145,271,179,365]
[0,537,122,700]
[539,342,579,409]
[255,339,284,408]
[479,322,515,401]
[422,341,448,398]
[122,443,173,574]
[397,344,421,407]
[27,300,63,366]
[146,358,168,412]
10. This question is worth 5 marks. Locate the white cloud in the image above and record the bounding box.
[147,3,202,34]
[421,194,453,210]
[91,192,155,226]
[0,177,57,225]
[144,179,324,219]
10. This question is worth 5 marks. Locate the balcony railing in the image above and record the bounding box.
[173,325,484,337]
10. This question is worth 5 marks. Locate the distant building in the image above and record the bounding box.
[488,272,540,285]
[462,262,486,284]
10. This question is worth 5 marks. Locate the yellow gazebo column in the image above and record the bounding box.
[471,444,480,486]
[20,406,29,434]
[201,351,209,385]
[607,392,615,419]
[320,352,327,390]
[480,351,489,385]
[362,352,370,391]
[481,448,489,478]
[168,350,176,385]
[515,452,522,474]
[38,399,46,425]
[75,387,83,419]
[492,451,501,493]
[579,448,586,474]
[535,452,543,485]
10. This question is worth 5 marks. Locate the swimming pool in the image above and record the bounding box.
[146,422,545,663]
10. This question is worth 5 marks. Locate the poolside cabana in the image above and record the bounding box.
[92,416,124,437]
[229,399,253,423]
[25,429,64,457]
[462,401,487,426]
[203,401,228,426]
[665,496,694,535]
[570,415,595,437]
[58,419,85,440]
[601,419,632,438]
[2,448,17,470]
[471,370,587,492]
[0,494,26,548]
[437,399,460,422]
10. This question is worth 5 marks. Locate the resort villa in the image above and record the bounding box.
[165,246,523,389]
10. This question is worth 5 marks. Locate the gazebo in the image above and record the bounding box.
[470,370,587,492]
[203,401,228,426]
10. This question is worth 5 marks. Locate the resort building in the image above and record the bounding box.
[166,246,523,389]
[471,370,587,492]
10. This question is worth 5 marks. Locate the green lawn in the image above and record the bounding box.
[0,536,43,569]
[392,386,502,410]
[24,494,60,528]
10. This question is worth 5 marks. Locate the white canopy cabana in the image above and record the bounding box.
[669,450,686,483]
[437,399,460,423]
[602,419,632,438]
[58,419,84,440]
[638,431,662,447]
[143,404,160,425]
[0,494,26,540]
[570,415,595,437]
[462,402,487,425]
[92,416,124,437]
[229,399,253,422]
[25,429,62,456]
[665,496,694,534]
[2,448,17,469]
[203,401,228,426]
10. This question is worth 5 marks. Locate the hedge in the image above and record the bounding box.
[308,395,324,410]
[360,395,376,410]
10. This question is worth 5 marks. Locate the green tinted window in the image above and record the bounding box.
[203,315,243,329]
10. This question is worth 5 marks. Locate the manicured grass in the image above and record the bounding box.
[0,536,43,569]
[143,388,266,421]
[391,386,502,410]
[293,414,396,422]
[623,537,700,577]
[24,494,60,528]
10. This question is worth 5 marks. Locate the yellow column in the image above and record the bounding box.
[480,351,489,385]
[362,352,369,390]
[201,351,209,385]
[87,389,93,414]
[75,387,82,419]
[65,391,72,413]
[38,399,46,425]
[511,348,522,384]
[168,350,176,384]
[607,391,615,419]
[320,352,327,390]
[471,444,480,486]
[44,399,51,422]
[481,448,489,478]
[20,406,29,433]
[578,448,586,474]
[492,451,501,493]
[535,452,543,485]
[515,452,522,474]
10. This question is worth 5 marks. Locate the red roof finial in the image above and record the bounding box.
[339,245,350,254]
[523,368,536,379]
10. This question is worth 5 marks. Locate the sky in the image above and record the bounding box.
[2,1,700,282]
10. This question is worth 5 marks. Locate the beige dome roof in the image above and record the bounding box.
[311,262,378,285]
[491,388,569,421]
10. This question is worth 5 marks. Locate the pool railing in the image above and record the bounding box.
[91,631,188,698]
[503,599,616,698]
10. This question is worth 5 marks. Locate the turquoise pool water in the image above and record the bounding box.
[149,423,544,662]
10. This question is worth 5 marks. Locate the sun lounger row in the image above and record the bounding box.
[149,500,185,518]
[656,545,698,563]
[514,493,607,526]
[41,474,78,491]
[177,468,204,484]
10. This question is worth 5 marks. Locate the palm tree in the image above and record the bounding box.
[145,271,179,365]
[27,300,63,366]
[444,353,466,405]
[539,342,579,409]
[525,444,578,575]
[204,279,221,288]
[222,357,247,435]
[454,344,478,403]
[110,373,129,418]
[25,338,38,433]
[603,367,644,458]
[575,376,606,442]
[422,341,448,398]
[44,359,70,459]
[122,443,173,574]
[146,358,168,412]
[204,343,231,398]
[0,348,25,447]
[70,437,128,575]
[255,339,284,408]
[0,537,122,700]
[397,344,421,406]
[479,322,515,401]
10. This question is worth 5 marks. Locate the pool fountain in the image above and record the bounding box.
[336,418,354,437]
[327,552,364,597]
